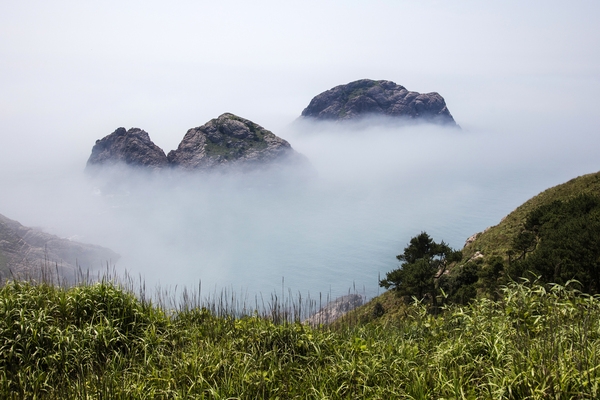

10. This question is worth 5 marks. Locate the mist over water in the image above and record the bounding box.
[2,115,599,300]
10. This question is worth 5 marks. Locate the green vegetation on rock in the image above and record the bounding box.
[508,193,600,293]
[204,118,270,161]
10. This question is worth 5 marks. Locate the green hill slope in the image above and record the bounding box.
[463,170,600,261]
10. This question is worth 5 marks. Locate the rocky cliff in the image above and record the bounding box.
[87,127,169,169]
[87,113,304,172]
[301,79,456,125]
[0,213,119,280]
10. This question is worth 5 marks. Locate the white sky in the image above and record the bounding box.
[1,0,599,157]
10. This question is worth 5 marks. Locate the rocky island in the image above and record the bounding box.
[301,79,457,125]
[86,113,305,172]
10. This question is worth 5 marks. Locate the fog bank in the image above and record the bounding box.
[1,116,599,299]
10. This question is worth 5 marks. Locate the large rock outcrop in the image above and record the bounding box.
[86,114,305,172]
[167,113,301,170]
[0,213,119,280]
[87,127,168,169]
[301,79,456,125]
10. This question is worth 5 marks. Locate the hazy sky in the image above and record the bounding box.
[1,1,599,299]
[2,1,598,154]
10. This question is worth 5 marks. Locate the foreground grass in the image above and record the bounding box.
[1,279,599,399]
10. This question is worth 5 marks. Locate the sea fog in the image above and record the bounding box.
[1,112,599,300]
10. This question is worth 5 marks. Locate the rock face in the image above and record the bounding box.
[87,127,168,169]
[167,113,299,170]
[0,213,119,280]
[87,114,304,172]
[301,79,456,125]
[304,294,364,326]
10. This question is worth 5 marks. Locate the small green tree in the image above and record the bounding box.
[380,232,462,307]
[478,256,505,300]
[439,260,480,305]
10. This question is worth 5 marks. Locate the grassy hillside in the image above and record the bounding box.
[1,278,600,398]
[462,170,600,261]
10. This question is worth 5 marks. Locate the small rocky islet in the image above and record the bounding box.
[86,79,458,171]
[86,113,303,171]
[300,79,457,125]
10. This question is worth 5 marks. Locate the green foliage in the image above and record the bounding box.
[439,260,480,304]
[204,136,268,160]
[204,116,270,161]
[478,255,507,299]
[443,171,600,303]
[509,194,600,294]
[380,232,462,307]
[2,278,600,398]
[0,280,168,397]
[371,302,384,319]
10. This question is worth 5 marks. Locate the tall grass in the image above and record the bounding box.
[1,272,599,398]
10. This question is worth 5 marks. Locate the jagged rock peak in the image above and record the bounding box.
[301,79,457,125]
[87,127,168,169]
[167,113,298,170]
